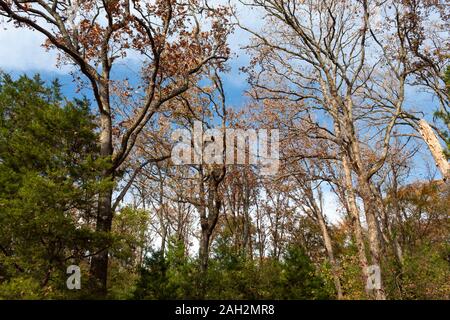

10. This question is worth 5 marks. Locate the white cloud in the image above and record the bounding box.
[0,23,66,73]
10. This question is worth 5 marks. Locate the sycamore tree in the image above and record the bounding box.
[0,0,232,295]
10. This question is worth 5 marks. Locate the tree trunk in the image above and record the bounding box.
[198,173,222,274]
[330,106,371,295]
[343,112,387,300]
[199,226,212,273]
[89,188,113,296]
[89,110,114,297]
[359,178,387,300]
[341,156,370,292]
[417,119,449,181]
[371,183,404,266]
[198,187,220,298]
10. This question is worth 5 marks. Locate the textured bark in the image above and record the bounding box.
[89,188,113,296]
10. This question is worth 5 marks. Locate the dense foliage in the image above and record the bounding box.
[134,242,331,300]
[0,73,108,298]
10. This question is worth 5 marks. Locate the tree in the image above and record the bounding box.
[238,0,449,299]
[0,0,231,295]
[0,72,104,298]
[239,0,386,298]
[164,72,229,270]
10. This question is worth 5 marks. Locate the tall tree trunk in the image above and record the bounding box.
[89,109,114,297]
[198,178,221,298]
[198,173,222,273]
[160,225,167,257]
[90,188,113,296]
[343,111,387,300]
[346,138,387,299]
[359,178,387,300]
[331,109,370,296]
[341,156,370,293]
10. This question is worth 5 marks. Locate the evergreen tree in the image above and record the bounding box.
[0,73,108,298]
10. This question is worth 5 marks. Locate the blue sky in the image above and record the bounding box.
[0,23,252,109]
[0,5,444,224]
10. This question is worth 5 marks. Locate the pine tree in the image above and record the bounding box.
[0,73,108,298]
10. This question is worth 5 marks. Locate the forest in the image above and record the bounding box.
[0,0,449,300]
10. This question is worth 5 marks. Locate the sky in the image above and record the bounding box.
[0,2,443,225]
